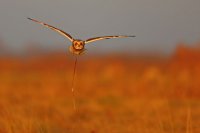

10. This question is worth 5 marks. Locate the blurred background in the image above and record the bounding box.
[0,0,200,133]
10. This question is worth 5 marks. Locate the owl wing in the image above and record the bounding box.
[27,18,74,42]
[85,35,135,44]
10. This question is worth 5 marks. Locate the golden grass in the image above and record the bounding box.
[0,52,199,133]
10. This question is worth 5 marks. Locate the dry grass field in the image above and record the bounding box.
[0,45,200,133]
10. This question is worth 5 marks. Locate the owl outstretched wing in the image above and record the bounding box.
[27,18,74,42]
[85,35,135,44]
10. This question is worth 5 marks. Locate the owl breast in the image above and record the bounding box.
[69,45,85,55]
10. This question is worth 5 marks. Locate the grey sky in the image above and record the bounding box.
[0,0,200,54]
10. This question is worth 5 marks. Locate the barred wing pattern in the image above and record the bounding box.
[27,18,74,42]
[85,35,135,44]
